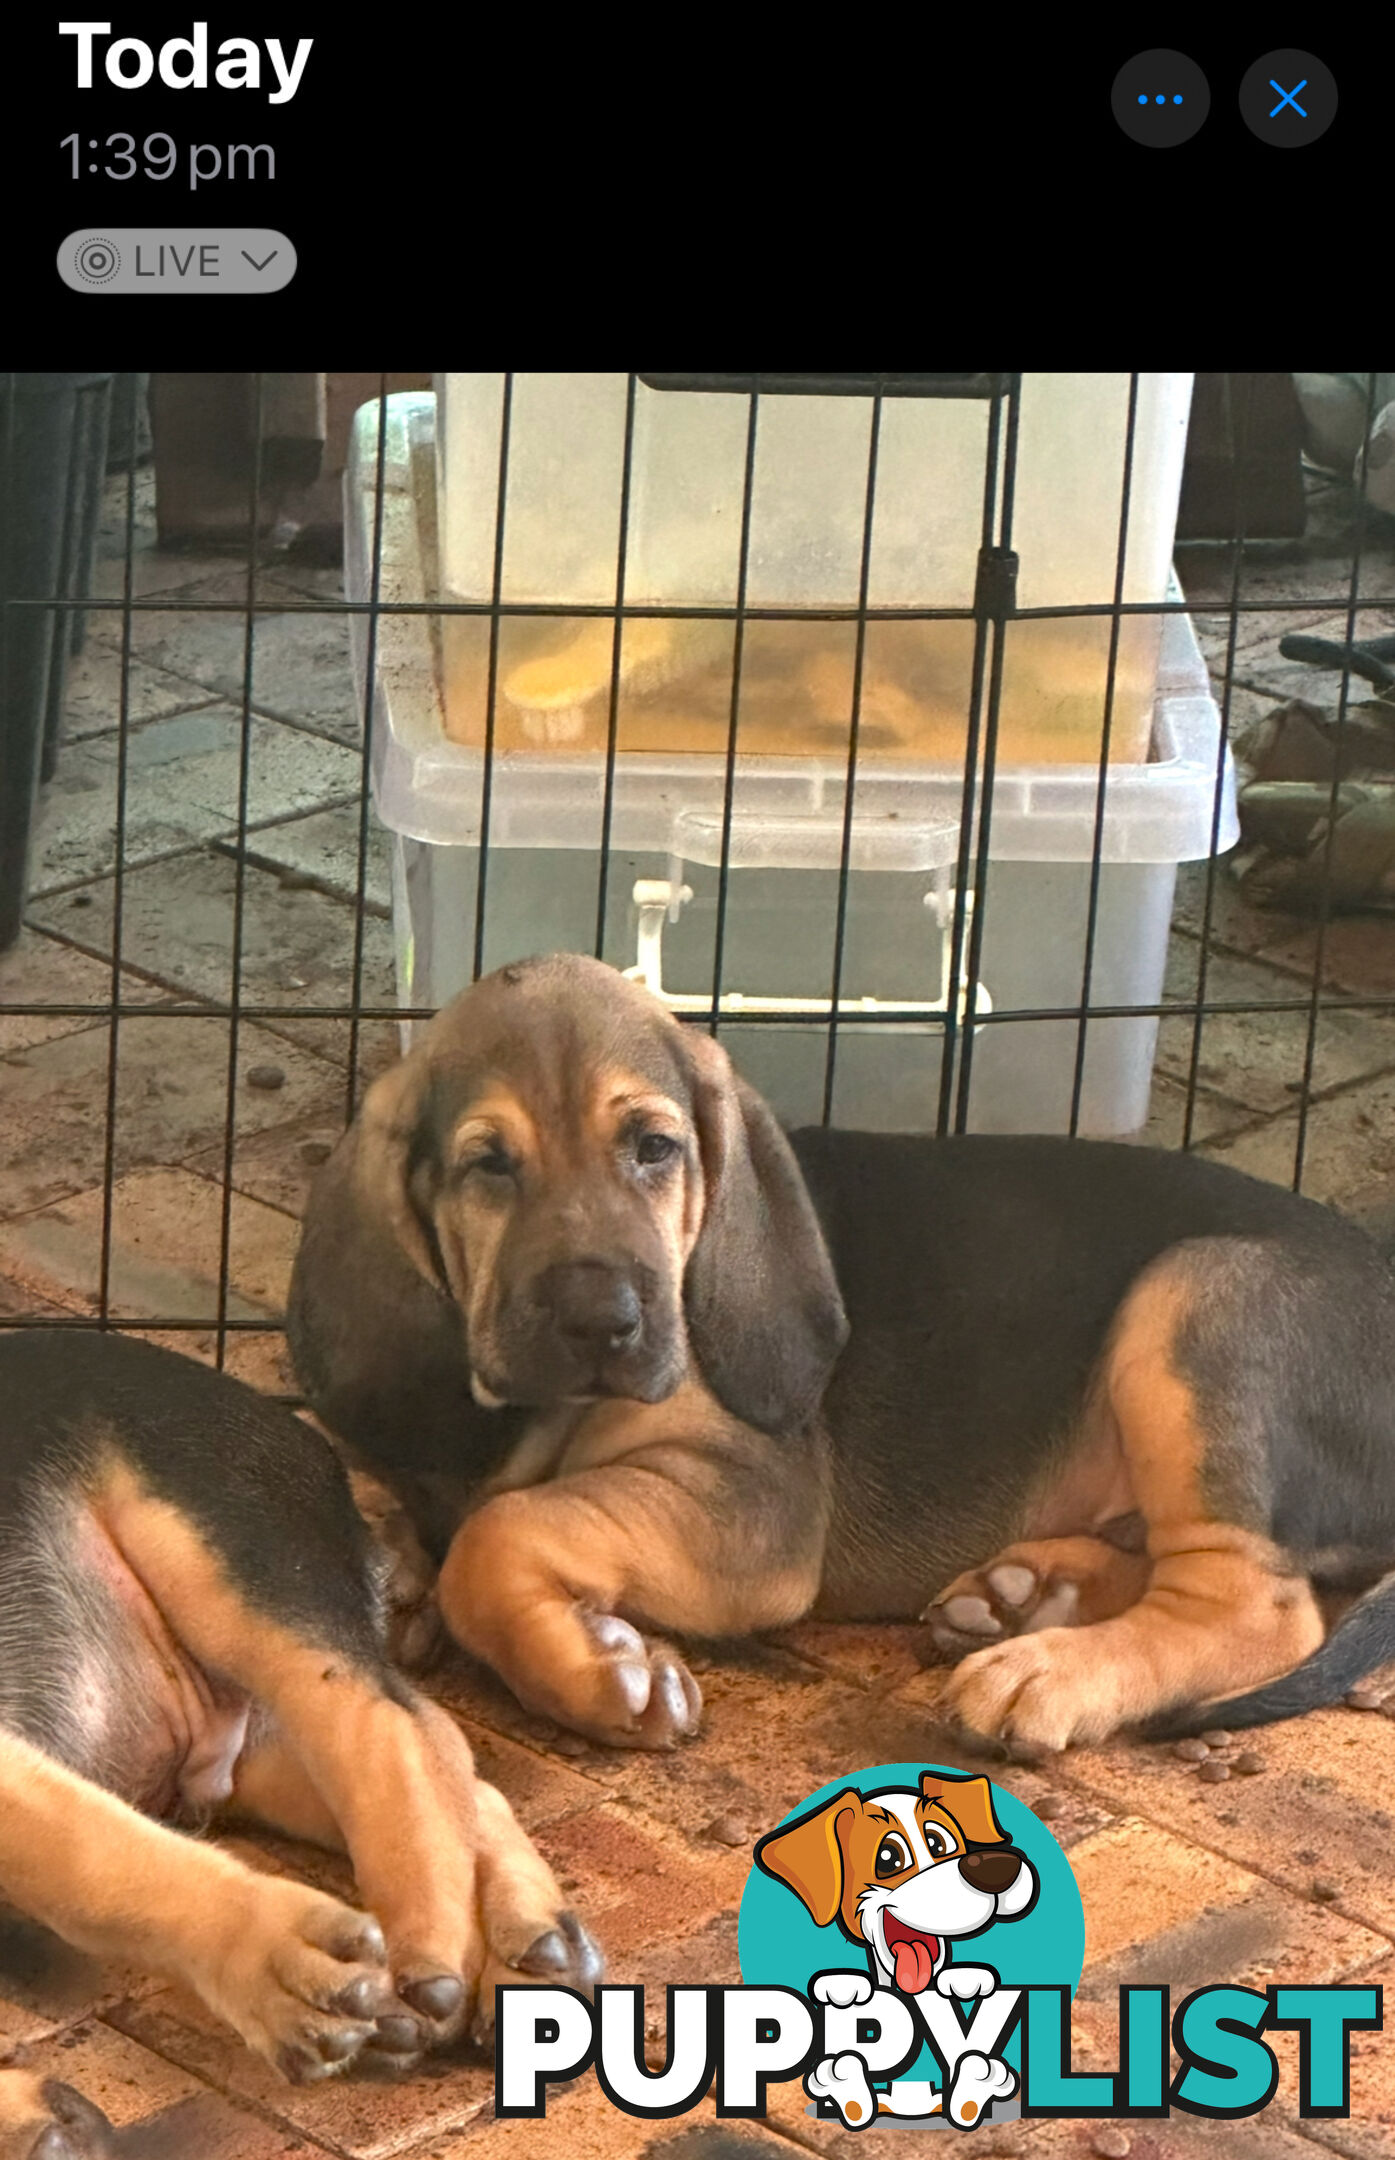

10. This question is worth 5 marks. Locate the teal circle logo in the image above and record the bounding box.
[737,1761,1084,2128]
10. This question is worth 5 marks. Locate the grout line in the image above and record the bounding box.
[89,2008,355,2157]
[25,793,370,904]
[1052,1761,1395,1955]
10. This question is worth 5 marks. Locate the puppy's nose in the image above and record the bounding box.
[541,1260,643,1354]
[957,1849,1024,1895]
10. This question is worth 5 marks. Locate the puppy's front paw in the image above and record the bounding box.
[199,1879,402,2083]
[944,1631,1121,1753]
[570,1611,703,1749]
[812,1972,874,2009]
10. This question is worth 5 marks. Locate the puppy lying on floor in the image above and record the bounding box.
[288,952,1395,1759]
[0,1331,598,2160]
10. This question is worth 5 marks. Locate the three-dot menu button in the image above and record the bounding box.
[1111,50,1211,146]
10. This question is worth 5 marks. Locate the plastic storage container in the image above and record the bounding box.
[349,391,1237,1137]
[434,371,1194,772]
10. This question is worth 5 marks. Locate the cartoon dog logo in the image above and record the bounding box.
[755,1769,1038,2128]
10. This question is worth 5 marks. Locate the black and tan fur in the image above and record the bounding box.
[0,1332,598,2160]
[287,952,1395,1760]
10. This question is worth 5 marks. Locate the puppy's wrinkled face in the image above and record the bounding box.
[403,958,706,1408]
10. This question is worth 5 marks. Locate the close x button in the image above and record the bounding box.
[58,230,296,293]
[1238,50,1338,146]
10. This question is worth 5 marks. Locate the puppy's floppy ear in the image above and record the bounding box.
[920,1772,1007,1848]
[352,1052,444,1292]
[680,1031,848,1435]
[755,1789,862,1930]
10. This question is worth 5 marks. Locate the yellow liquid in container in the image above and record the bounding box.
[437,608,1159,767]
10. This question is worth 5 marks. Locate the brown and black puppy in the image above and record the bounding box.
[288,952,1395,1759]
[0,1331,597,2160]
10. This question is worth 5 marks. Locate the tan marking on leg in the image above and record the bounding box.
[0,1728,391,2083]
[947,1267,1325,1750]
[97,1463,480,2029]
[439,1397,828,1745]
[226,1720,595,2049]
[227,1723,345,1851]
[1018,1412,1135,1541]
[97,1463,595,2041]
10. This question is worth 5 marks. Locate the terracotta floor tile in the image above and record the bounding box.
[455,1721,609,1837]
[20,2018,201,2127]
[0,1014,343,1221]
[569,1646,976,1854]
[772,1622,928,1693]
[184,1116,345,1223]
[0,1166,300,1322]
[427,2084,789,2160]
[1157,947,1395,1115]
[0,1271,70,1320]
[1074,1820,1294,1965]
[1250,915,1395,1003]
[621,1911,741,2003]
[1058,1708,1395,1938]
[0,1997,62,2047]
[1070,1818,1383,1982]
[105,2086,339,2157]
[0,1906,160,2032]
[107,1987,495,2159]
[60,638,224,741]
[535,1805,749,1961]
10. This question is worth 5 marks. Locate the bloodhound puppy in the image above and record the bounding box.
[287,954,1395,1756]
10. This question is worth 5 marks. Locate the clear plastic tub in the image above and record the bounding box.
[434,371,1194,771]
[349,392,1237,1137]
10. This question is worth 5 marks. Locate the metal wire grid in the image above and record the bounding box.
[0,370,1387,1364]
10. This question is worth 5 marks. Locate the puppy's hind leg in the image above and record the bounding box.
[94,1361,599,2056]
[945,1241,1339,1752]
[226,1709,600,2050]
[0,1729,394,2086]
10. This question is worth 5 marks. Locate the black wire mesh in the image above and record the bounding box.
[1,369,1391,1378]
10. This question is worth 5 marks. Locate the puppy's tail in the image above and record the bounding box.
[1142,1568,1395,1739]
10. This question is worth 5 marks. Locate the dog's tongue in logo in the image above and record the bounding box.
[884,1914,940,1994]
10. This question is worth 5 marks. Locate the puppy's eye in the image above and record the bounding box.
[924,1827,955,1858]
[874,1834,913,1879]
[466,1147,516,1180]
[635,1131,680,1168]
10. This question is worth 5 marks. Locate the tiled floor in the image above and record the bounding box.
[2,465,1395,2156]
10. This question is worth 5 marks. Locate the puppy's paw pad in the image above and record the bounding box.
[925,1557,1081,1660]
[986,1563,1037,1607]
